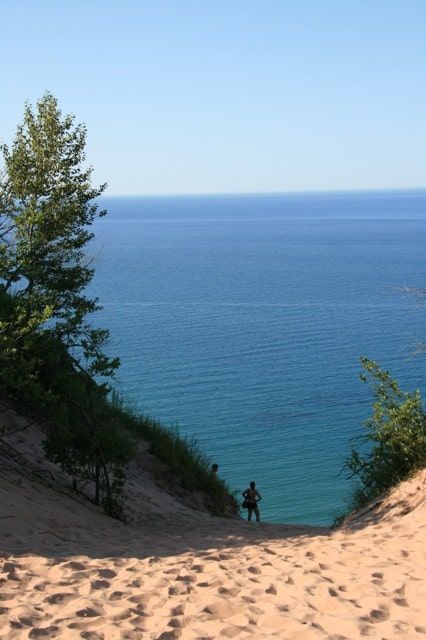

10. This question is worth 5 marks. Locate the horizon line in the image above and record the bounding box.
[101,186,426,199]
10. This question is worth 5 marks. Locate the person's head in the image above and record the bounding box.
[211,463,219,473]
[250,481,256,489]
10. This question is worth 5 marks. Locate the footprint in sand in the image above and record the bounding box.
[128,602,146,618]
[393,597,409,607]
[170,604,185,616]
[130,578,143,588]
[90,579,110,590]
[76,607,103,618]
[97,568,116,579]
[28,627,59,638]
[10,621,26,630]
[18,616,35,627]
[247,566,261,575]
[168,616,189,629]
[44,592,75,605]
[63,561,86,571]
[5,569,20,581]
[192,564,204,573]
[2,561,21,573]
[175,574,197,584]
[265,584,277,595]
[366,607,390,623]
[128,593,154,607]
[218,587,240,597]
[112,559,127,568]
[125,565,139,573]
[203,554,221,562]
[168,585,191,596]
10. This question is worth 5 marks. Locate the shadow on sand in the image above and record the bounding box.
[0,471,331,562]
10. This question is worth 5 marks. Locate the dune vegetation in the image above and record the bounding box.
[0,93,236,520]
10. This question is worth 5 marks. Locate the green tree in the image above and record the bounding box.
[0,94,129,517]
[0,92,118,382]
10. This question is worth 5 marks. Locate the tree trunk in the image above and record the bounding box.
[94,462,100,505]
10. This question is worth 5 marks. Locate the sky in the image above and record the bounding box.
[2,0,426,195]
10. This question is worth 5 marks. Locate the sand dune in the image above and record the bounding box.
[0,406,425,639]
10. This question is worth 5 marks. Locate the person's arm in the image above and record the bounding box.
[256,491,262,501]
[242,489,247,498]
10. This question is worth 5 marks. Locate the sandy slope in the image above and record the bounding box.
[0,405,425,639]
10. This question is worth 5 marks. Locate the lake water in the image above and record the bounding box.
[89,191,425,525]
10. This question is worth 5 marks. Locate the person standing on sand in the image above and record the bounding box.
[242,481,261,522]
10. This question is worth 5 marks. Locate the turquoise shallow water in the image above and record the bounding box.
[88,191,426,525]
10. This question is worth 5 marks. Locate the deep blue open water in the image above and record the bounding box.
[88,191,425,525]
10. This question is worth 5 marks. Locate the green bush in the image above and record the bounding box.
[342,357,426,518]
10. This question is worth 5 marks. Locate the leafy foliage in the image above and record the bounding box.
[0,94,124,515]
[0,92,119,381]
[343,357,426,515]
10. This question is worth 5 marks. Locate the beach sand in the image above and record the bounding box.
[0,407,425,639]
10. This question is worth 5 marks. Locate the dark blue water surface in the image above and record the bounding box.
[89,191,425,525]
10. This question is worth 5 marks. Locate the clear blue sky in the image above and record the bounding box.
[2,0,426,195]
